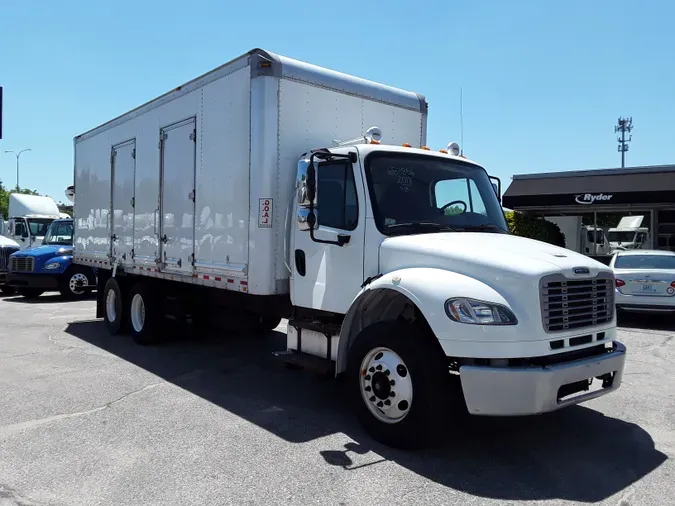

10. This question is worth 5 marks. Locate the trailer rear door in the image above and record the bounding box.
[110,139,136,262]
[159,117,196,274]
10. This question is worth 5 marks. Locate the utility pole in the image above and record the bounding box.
[4,148,31,189]
[614,117,633,168]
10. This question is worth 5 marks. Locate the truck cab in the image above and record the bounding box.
[8,218,96,299]
[7,194,63,250]
[0,235,21,295]
[608,216,650,252]
[287,130,624,447]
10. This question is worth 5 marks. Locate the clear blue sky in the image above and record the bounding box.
[1,0,673,201]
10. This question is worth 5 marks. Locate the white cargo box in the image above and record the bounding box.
[74,48,427,296]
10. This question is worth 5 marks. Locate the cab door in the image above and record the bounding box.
[291,157,366,314]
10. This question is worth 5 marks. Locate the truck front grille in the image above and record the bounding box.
[540,273,614,332]
[0,247,20,272]
[10,256,34,273]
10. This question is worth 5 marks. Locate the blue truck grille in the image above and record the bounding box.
[9,256,34,273]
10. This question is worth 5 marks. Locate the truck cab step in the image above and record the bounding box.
[273,350,335,376]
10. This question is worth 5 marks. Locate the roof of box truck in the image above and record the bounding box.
[8,193,61,219]
[75,48,427,142]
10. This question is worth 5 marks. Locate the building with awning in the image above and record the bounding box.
[503,164,675,253]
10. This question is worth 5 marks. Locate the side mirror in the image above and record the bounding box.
[296,158,318,230]
[489,176,502,203]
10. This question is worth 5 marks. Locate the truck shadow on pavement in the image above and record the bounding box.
[65,319,667,504]
[1,293,97,304]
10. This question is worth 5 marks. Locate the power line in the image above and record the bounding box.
[614,117,633,168]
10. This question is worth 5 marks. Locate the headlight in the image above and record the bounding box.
[44,262,61,270]
[445,298,518,325]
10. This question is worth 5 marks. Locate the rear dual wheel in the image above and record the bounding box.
[103,278,162,345]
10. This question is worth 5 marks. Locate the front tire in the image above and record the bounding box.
[347,321,456,450]
[60,266,94,300]
[0,286,16,295]
[128,282,163,345]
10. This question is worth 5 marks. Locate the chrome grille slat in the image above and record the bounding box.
[540,273,615,333]
[9,256,34,273]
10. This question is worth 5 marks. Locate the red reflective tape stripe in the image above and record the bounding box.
[203,275,210,280]
[227,279,234,284]
[214,277,221,281]
[241,281,248,286]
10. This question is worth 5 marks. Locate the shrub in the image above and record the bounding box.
[505,211,566,248]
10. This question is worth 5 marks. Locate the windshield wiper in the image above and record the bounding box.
[386,222,459,234]
[456,224,507,233]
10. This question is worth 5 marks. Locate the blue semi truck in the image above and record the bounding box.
[7,218,97,299]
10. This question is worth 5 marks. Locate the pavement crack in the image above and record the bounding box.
[0,483,48,506]
[0,381,165,439]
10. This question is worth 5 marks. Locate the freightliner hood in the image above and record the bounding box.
[14,244,73,259]
[380,232,612,298]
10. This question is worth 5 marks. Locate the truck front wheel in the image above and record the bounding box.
[60,266,94,300]
[128,282,162,345]
[347,321,455,450]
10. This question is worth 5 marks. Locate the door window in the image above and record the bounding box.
[317,161,358,231]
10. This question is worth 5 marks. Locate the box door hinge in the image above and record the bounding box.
[188,189,195,202]
[110,150,117,163]
[130,197,135,208]
[188,253,195,265]
[158,132,167,148]
[189,129,196,142]
[131,148,136,159]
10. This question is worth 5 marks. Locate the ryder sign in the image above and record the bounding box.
[575,193,613,205]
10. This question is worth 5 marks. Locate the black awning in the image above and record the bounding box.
[503,165,675,209]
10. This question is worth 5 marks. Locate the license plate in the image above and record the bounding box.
[641,283,657,292]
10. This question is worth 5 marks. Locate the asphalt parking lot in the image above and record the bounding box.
[0,293,672,506]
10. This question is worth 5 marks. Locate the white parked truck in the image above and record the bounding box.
[545,216,611,256]
[608,216,650,252]
[8,193,62,249]
[73,48,626,449]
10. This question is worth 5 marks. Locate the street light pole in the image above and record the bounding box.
[4,148,31,189]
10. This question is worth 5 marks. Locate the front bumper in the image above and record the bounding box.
[616,291,675,312]
[459,341,626,416]
[7,273,60,290]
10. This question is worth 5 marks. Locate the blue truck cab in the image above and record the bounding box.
[7,218,96,299]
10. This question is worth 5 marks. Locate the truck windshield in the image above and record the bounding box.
[43,221,74,246]
[27,218,53,237]
[364,153,508,235]
[608,231,636,243]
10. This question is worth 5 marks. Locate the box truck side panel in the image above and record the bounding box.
[76,64,252,277]
[194,66,251,278]
[74,135,112,262]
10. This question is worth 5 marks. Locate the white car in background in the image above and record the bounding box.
[611,250,675,313]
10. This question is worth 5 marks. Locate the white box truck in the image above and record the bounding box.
[73,49,626,449]
[8,193,63,249]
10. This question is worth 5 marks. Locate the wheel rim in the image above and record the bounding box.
[69,273,88,295]
[130,293,146,333]
[105,289,117,322]
[359,347,413,424]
